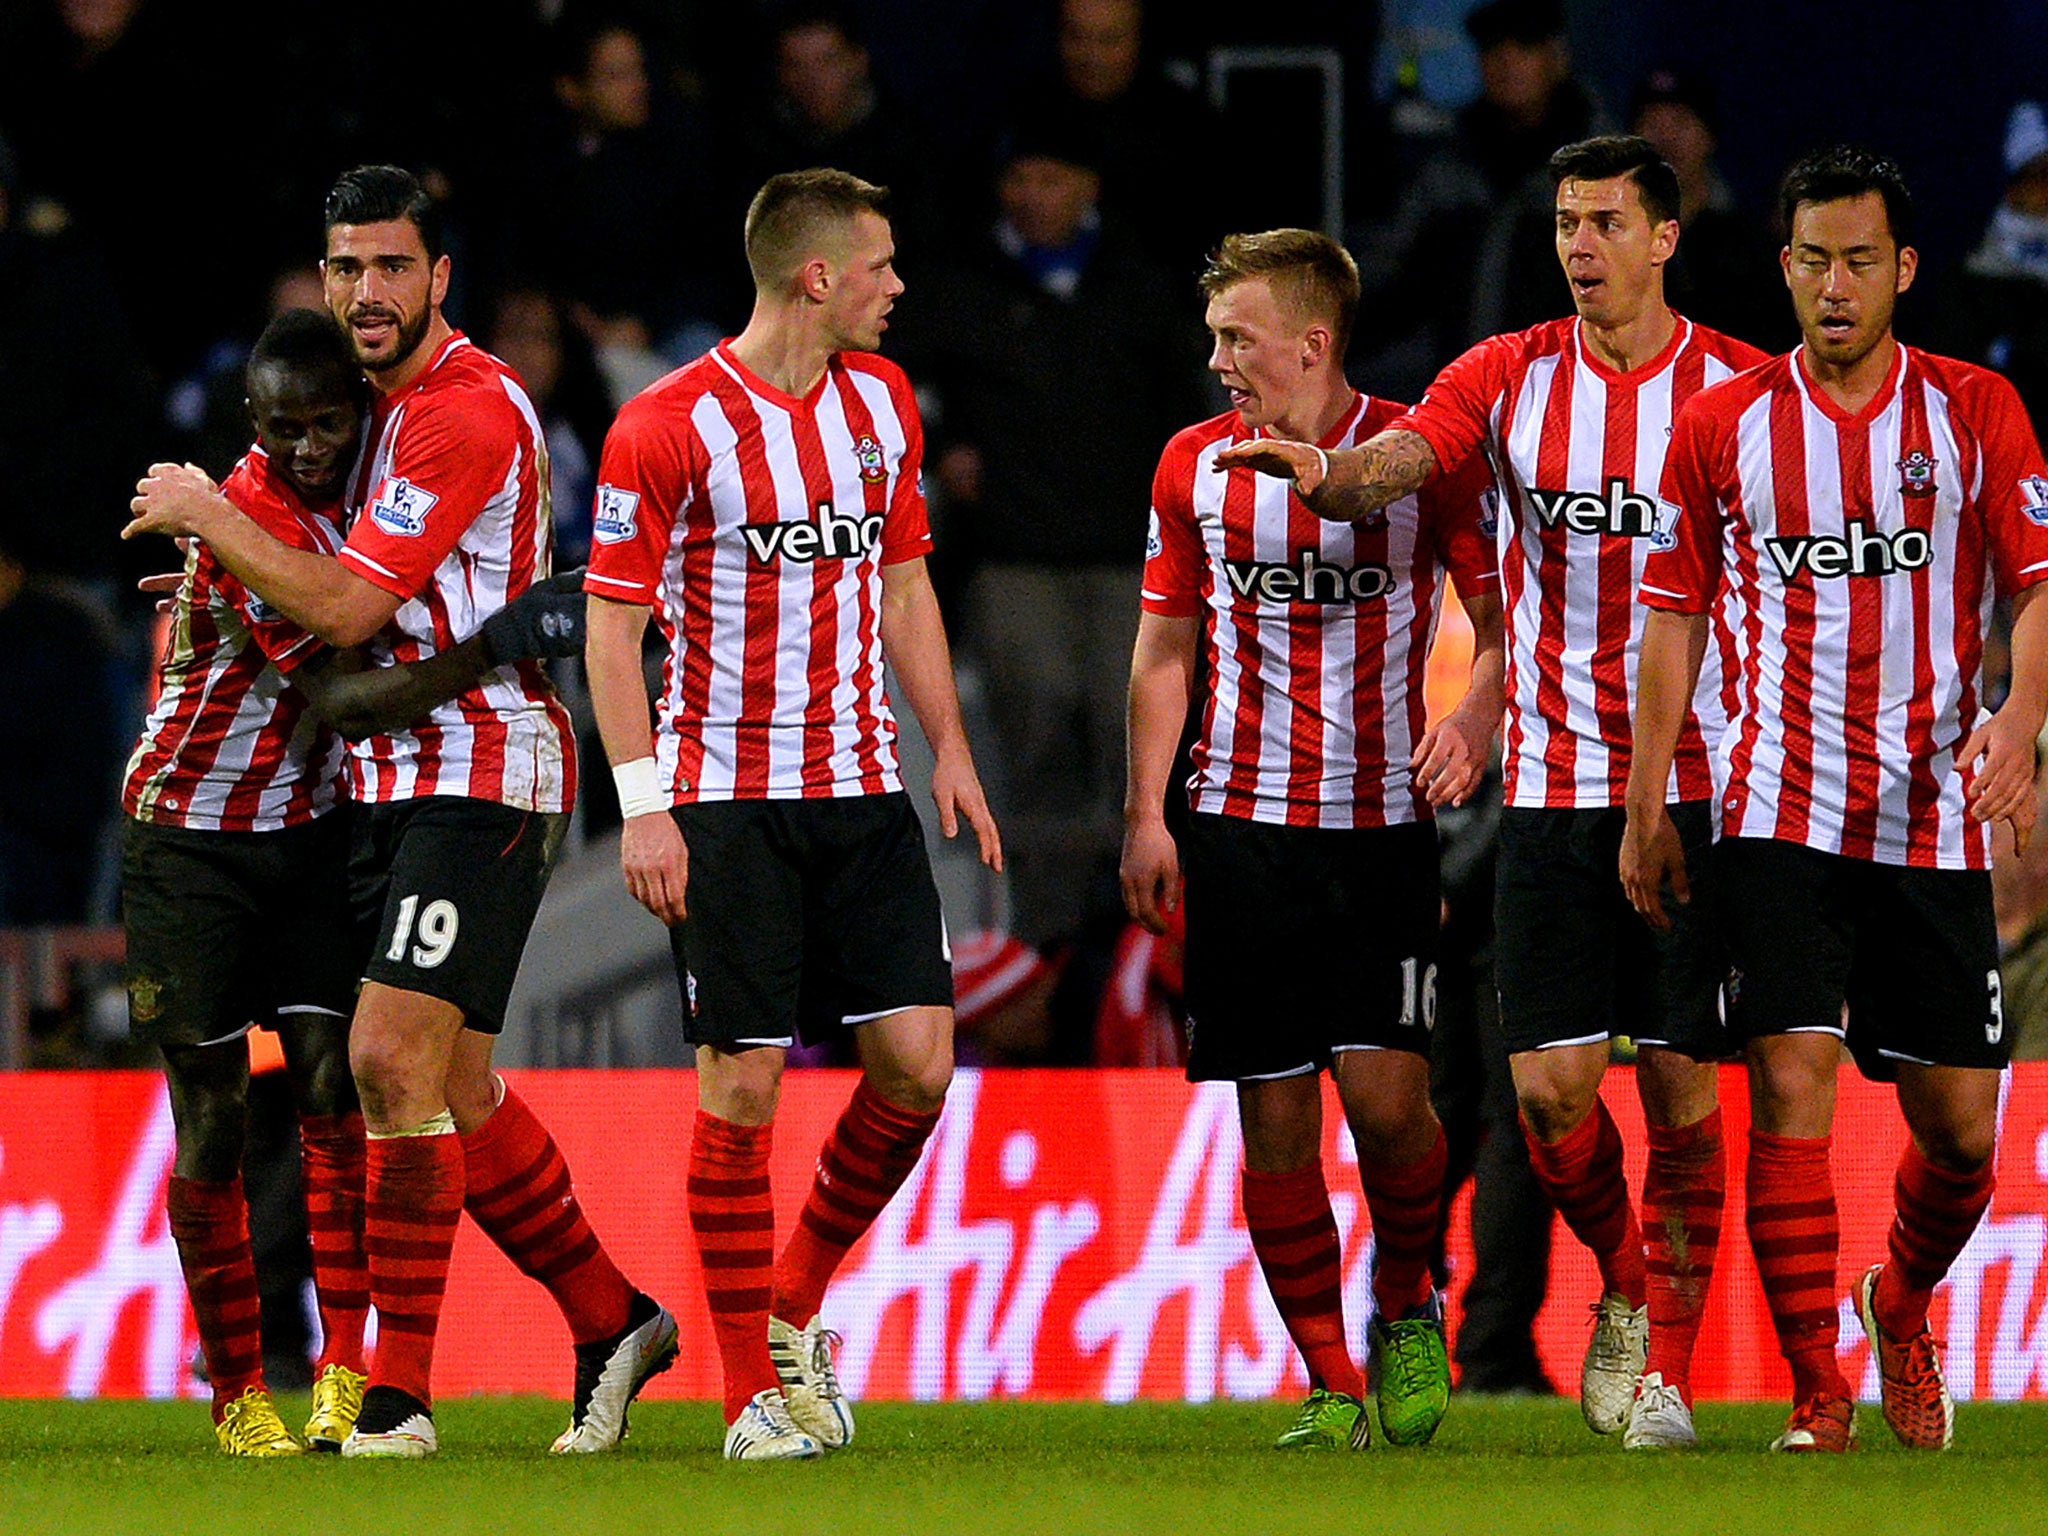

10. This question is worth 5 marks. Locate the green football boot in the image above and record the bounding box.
[1273,1386,1371,1450]
[1370,1293,1450,1446]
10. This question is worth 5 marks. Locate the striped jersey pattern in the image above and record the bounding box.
[584,343,933,803]
[1141,392,1499,827]
[1643,345,2048,869]
[338,332,575,812]
[1393,316,1769,810]
[123,450,344,832]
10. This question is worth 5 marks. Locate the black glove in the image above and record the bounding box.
[478,569,588,667]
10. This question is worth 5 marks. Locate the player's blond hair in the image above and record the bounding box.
[744,168,891,293]
[1199,229,1360,355]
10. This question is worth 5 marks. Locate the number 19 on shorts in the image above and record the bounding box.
[387,894,460,970]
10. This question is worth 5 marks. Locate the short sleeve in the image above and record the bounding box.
[339,394,517,599]
[1420,449,1500,598]
[1639,398,1726,614]
[880,377,933,565]
[583,396,694,606]
[1967,372,2048,599]
[1387,335,1512,477]
[214,468,327,672]
[1140,440,1205,617]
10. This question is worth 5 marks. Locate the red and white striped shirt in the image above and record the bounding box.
[339,332,575,812]
[1394,316,1768,809]
[1141,393,1498,827]
[1642,345,2048,869]
[124,450,344,832]
[584,343,932,801]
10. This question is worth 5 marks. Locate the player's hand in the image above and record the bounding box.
[479,570,588,666]
[1411,703,1495,808]
[1211,437,1326,496]
[1961,708,2040,849]
[1120,815,1182,935]
[620,810,689,925]
[1619,806,1690,932]
[931,744,1003,871]
[124,463,223,541]
[135,538,197,614]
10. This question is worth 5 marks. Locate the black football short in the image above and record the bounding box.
[670,793,954,1050]
[1494,801,1730,1060]
[351,797,567,1036]
[1715,835,2008,1078]
[121,812,357,1049]
[1180,812,1441,1082]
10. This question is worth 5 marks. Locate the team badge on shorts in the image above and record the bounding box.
[1897,450,1938,497]
[369,477,439,538]
[127,974,164,1024]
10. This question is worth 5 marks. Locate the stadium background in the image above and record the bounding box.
[4,0,2048,1408]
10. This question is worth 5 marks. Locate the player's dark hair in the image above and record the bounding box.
[323,164,444,262]
[245,307,359,397]
[1778,144,1914,248]
[1548,135,1681,227]
[744,167,890,290]
[1200,229,1361,355]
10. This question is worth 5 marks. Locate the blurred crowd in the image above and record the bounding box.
[5,0,2048,1070]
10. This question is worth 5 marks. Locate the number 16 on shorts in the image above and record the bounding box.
[387,893,460,970]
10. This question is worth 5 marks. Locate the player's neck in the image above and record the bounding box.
[1579,301,1676,375]
[1268,378,1357,447]
[368,313,453,397]
[1800,332,1899,416]
[728,306,834,400]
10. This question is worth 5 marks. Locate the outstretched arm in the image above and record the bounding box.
[127,463,399,646]
[879,557,1002,870]
[1120,611,1197,933]
[1211,427,1439,523]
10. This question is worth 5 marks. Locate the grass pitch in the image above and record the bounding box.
[3,1397,2045,1536]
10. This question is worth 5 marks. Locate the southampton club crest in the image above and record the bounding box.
[1897,449,1939,498]
[854,433,888,484]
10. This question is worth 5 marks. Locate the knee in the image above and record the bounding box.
[870,1054,952,1116]
[699,1047,786,1125]
[291,1035,359,1120]
[442,1065,500,1135]
[1914,1120,1997,1174]
[1636,1049,1717,1130]
[166,1076,246,1182]
[1514,1078,1593,1145]
[348,1027,429,1125]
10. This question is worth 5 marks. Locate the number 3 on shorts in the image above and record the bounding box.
[1988,969,2004,1045]
[387,894,461,970]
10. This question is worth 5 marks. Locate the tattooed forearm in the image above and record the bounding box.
[1312,429,1438,521]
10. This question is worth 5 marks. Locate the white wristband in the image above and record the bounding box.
[611,757,669,820]
[1309,445,1330,491]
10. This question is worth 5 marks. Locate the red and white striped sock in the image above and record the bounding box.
[772,1078,940,1325]
[1642,1108,1725,1404]
[298,1111,369,1377]
[1242,1162,1365,1399]
[364,1129,465,1407]
[1746,1128,1849,1402]
[462,1086,634,1345]
[1522,1099,1648,1309]
[1873,1139,1995,1339]
[689,1110,781,1424]
[167,1175,265,1419]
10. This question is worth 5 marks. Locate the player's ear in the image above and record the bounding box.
[1301,322,1331,370]
[1779,246,1793,290]
[798,255,833,305]
[430,253,452,309]
[1651,217,1679,266]
[1895,244,1918,295]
